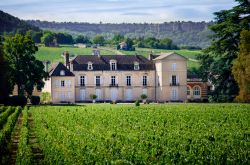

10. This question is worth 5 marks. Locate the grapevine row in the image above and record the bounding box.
[16,107,32,165]
[0,107,21,155]
[0,106,16,129]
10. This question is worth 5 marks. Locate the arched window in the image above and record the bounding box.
[88,62,93,70]
[60,70,65,76]
[134,62,139,70]
[187,86,190,95]
[193,86,201,96]
[110,60,117,70]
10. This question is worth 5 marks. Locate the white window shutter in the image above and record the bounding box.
[94,76,96,85]
[85,76,87,86]
[68,80,71,87]
[100,76,103,85]
[169,76,172,83]
[116,76,118,84]
[78,76,81,86]
[177,75,179,84]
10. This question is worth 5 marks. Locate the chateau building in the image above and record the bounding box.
[43,51,206,103]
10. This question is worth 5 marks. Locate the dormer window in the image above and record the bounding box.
[134,62,139,70]
[60,70,65,76]
[110,60,117,70]
[88,62,93,70]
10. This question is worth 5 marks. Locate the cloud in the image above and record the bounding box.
[0,0,237,23]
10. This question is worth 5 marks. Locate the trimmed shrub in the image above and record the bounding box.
[135,100,140,106]
[30,96,40,105]
[4,96,27,107]
[40,92,51,104]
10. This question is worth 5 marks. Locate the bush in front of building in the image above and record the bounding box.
[4,95,27,107]
[40,92,51,104]
[135,100,140,106]
[30,96,40,105]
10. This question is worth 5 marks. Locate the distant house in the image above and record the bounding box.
[118,42,127,50]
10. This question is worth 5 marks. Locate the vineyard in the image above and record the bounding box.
[0,104,250,164]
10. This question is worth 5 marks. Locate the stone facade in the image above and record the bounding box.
[45,52,191,103]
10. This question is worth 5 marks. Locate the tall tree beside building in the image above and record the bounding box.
[0,36,13,102]
[197,0,250,102]
[232,30,250,102]
[4,34,48,97]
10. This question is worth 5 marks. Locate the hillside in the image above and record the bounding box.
[27,20,213,48]
[0,10,40,34]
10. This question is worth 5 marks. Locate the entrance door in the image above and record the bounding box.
[110,88,118,101]
[125,89,133,101]
[171,88,178,100]
[95,89,102,100]
[80,89,86,101]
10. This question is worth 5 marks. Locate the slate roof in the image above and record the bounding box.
[72,55,155,71]
[49,62,74,76]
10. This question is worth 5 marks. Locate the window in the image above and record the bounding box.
[187,87,190,95]
[80,76,85,86]
[193,86,201,96]
[143,76,147,86]
[96,76,100,86]
[61,80,65,87]
[111,76,116,86]
[134,62,139,70]
[88,62,93,70]
[172,63,176,71]
[126,76,131,86]
[110,60,117,70]
[172,75,177,85]
[60,70,65,76]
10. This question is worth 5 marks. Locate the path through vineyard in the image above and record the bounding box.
[9,114,23,164]
[28,112,45,164]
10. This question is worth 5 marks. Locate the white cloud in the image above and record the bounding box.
[0,0,237,23]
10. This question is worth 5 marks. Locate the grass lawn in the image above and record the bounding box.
[35,45,201,69]
[34,46,115,63]
[27,103,250,164]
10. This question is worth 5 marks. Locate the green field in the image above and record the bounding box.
[35,45,201,69]
[34,46,115,63]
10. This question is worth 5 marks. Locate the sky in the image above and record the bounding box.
[0,0,237,23]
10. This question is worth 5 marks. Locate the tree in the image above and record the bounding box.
[75,35,91,44]
[197,0,250,102]
[56,33,73,44]
[112,34,124,45]
[93,34,105,46]
[41,32,55,47]
[0,36,13,102]
[4,34,48,97]
[232,30,250,102]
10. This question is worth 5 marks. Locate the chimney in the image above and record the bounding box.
[148,51,154,60]
[43,61,50,72]
[63,51,70,69]
[92,49,100,56]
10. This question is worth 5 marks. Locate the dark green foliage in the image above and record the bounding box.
[41,32,56,47]
[56,32,73,44]
[4,96,27,107]
[0,36,12,102]
[75,35,91,44]
[197,0,250,102]
[4,34,48,96]
[137,37,179,50]
[30,96,40,105]
[135,100,140,106]
[0,10,40,35]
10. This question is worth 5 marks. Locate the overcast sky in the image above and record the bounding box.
[0,0,237,23]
